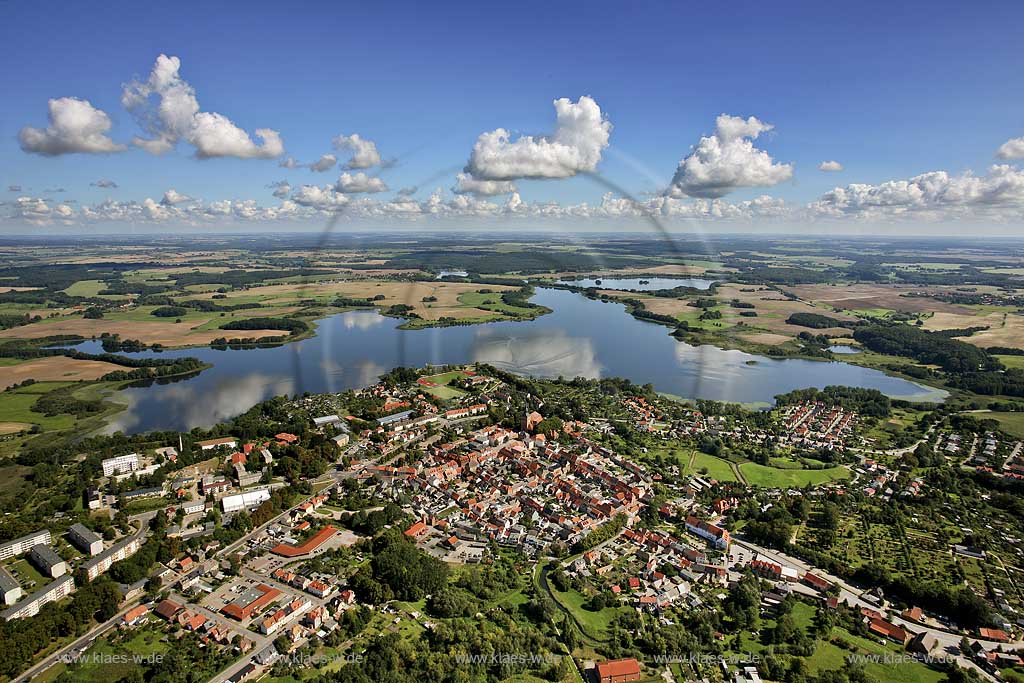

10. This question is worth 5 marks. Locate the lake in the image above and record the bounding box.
[73,288,946,434]
[555,277,714,291]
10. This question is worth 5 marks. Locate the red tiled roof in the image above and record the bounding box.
[404,521,427,537]
[154,599,183,620]
[123,605,149,623]
[596,658,640,680]
[271,526,338,557]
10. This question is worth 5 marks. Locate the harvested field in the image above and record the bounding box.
[738,332,792,346]
[540,263,734,279]
[337,281,507,318]
[920,310,1024,350]
[785,284,974,315]
[0,422,31,435]
[0,318,288,347]
[955,315,1024,349]
[0,356,127,389]
[922,311,1001,331]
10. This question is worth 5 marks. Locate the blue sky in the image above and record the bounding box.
[2,0,1023,233]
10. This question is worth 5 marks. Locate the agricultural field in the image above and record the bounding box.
[0,356,126,390]
[973,410,1024,439]
[784,284,975,316]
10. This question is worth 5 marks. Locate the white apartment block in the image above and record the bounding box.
[0,529,51,561]
[102,453,140,477]
[68,523,104,556]
[82,537,140,581]
[1,575,75,621]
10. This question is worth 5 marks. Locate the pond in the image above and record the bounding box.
[828,345,862,355]
[73,288,945,434]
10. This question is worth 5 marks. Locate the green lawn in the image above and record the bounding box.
[729,602,943,683]
[974,411,1024,439]
[48,626,170,683]
[739,462,850,487]
[0,382,78,430]
[546,583,622,641]
[457,291,529,314]
[61,279,107,297]
[419,370,470,400]
[8,558,47,591]
[650,445,740,482]
[688,452,740,482]
[995,355,1024,370]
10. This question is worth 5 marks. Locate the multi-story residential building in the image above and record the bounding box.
[68,523,104,556]
[101,453,140,477]
[0,529,51,561]
[1,575,75,621]
[81,536,140,581]
[0,567,21,606]
[684,516,731,550]
[29,544,67,578]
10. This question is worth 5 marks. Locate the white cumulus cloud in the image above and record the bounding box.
[332,133,382,169]
[160,189,191,206]
[279,153,336,172]
[122,54,283,160]
[819,160,843,172]
[669,114,793,198]
[19,97,126,156]
[997,137,1024,160]
[268,180,292,199]
[809,164,1024,221]
[465,96,611,180]
[335,172,387,194]
[452,172,516,196]
[309,154,337,172]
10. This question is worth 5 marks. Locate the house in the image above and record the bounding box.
[307,580,333,599]
[979,627,1010,643]
[802,572,832,592]
[908,632,939,656]
[201,476,232,497]
[404,521,428,538]
[154,599,183,620]
[122,604,150,626]
[81,536,141,581]
[684,516,730,549]
[901,607,923,622]
[523,411,544,431]
[867,618,909,645]
[596,657,641,683]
